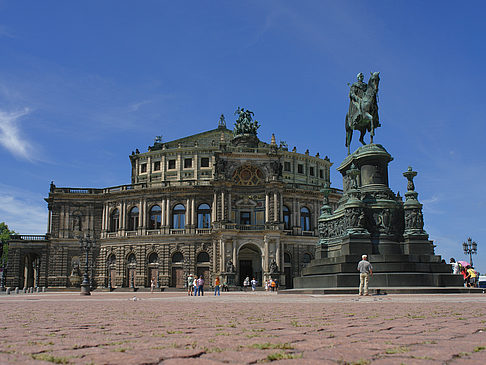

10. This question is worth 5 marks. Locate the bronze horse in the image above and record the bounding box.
[345,72,381,154]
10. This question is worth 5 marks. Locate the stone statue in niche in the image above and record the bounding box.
[225,259,235,273]
[72,215,82,233]
[269,259,279,274]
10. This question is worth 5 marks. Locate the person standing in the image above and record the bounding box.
[357,254,373,296]
[251,277,257,292]
[187,274,194,296]
[243,277,250,292]
[150,277,156,294]
[214,276,221,296]
[450,258,460,275]
[197,275,205,296]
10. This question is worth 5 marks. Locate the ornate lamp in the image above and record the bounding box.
[79,233,96,295]
[462,237,478,267]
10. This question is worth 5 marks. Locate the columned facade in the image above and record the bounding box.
[6,118,340,289]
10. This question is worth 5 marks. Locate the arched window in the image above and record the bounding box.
[197,252,210,263]
[302,253,312,266]
[300,207,311,231]
[172,204,185,229]
[109,209,119,232]
[172,252,183,263]
[283,205,291,230]
[197,204,211,229]
[127,253,137,265]
[127,207,139,231]
[148,205,162,229]
[284,253,291,264]
[148,252,159,264]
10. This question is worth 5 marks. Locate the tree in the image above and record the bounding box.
[0,222,17,269]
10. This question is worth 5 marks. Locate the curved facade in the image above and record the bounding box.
[6,120,341,289]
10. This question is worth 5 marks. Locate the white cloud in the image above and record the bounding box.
[0,108,35,160]
[0,185,47,234]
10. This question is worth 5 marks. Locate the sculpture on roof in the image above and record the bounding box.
[218,114,226,128]
[345,72,381,154]
[233,107,260,136]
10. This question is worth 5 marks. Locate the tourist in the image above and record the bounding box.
[466,266,478,287]
[270,279,276,292]
[251,277,257,291]
[197,275,205,296]
[222,280,229,292]
[214,276,221,296]
[243,276,250,291]
[187,274,194,296]
[450,258,460,275]
[461,266,468,287]
[150,277,156,294]
[357,254,373,296]
[264,279,269,292]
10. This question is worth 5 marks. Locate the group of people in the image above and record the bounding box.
[450,258,479,287]
[186,274,208,296]
[242,277,258,291]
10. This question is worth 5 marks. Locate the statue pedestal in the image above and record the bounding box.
[221,272,236,287]
[295,144,463,289]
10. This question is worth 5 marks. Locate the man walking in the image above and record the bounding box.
[357,254,373,296]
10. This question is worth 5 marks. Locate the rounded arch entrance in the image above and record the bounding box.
[237,243,262,286]
[21,253,41,289]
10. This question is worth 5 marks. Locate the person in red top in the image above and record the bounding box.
[214,276,221,296]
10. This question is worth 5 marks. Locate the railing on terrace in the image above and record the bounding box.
[102,226,315,238]
[10,234,49,241]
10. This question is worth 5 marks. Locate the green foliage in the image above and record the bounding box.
[1,222,17,266]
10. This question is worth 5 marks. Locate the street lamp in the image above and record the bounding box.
[79,233,96,295]
[462,237,478,267]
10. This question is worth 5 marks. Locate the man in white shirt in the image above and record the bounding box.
[357,254,373,296]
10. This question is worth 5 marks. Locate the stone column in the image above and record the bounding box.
[276,238,281,270]
[101,204,106,236]
[135,159,139,184]
[273,192,278,222]
[221,191,225,221]
[161,155,166,181]
[191,198,196,229]
[232,241,237,270]
[227,192,232,222]
[166,198,170,230]
[212,239,217,273]
[220,238,225,272]
[161,198,166,227]
[212,193,217,222]
[141,199,147,234]
[280,194,284,222]
[186,198,191,228]
[120,201,126,234]
[265,193,270,223]
[263,235,269,273]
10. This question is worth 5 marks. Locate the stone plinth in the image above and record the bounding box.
[295,144,463,289]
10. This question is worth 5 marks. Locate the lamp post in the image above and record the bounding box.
[462,237,478,267]
[79,233,96,295]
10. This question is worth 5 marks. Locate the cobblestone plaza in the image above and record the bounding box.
[1,292,485,364]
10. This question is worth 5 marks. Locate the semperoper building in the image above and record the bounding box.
[5,110,341,290]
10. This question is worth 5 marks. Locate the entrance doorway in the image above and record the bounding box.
[22,254,40,288]
[238,244,262,286]
[171,267,184,288]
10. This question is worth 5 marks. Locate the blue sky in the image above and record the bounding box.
[1,1,485,272]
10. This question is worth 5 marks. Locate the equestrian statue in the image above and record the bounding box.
[345,72,381,155]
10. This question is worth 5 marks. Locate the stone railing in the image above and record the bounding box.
[9,234,49,241]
